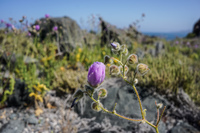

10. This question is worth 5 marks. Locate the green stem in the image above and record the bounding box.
[132,85,145,119]
[90,96,142,122]
[144,119,156,128]
[156,109,159,125]
[156,106,166,126]
[120,52,122,63]
[155,127,159,133]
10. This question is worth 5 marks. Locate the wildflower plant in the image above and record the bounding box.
[71,42,166,133]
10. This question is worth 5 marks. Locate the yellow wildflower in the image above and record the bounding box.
[60,67,65,71]
[78,48,82,53]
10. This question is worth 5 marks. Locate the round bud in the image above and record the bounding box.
[104,55,113,65]
[120,44,127,52]
[73,89,84,99]
[122,48,128,56]
[85,85,94,96]
[136,63,150,76]
[71,89,84,108]
[98,88,107,99]
[127,54,138,64]
[156,103,163,109]
[134,78,138,85]
[111,42,121,51]
[91,102,103,112]
[119,65,129,75]
[109,65,120,76]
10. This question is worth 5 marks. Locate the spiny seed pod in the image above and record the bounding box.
[136,63,150,76]
[91,102,103,112]
[104,55,113,65]
[109,65,120,76]
[85,85,94,96]
[119,65,129,75]
[111,42,121,51]
[98,88,107,99]
[127,54,138,64]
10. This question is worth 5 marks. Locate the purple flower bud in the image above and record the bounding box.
[35,25,40,31]
[1,19,4,23]
[175,41,179,44]
[53,26,58,31]
[88,62,106,87]
[45,14,50,18]
[6,23,11,28]
[111,42,120,51]
[28,32,31,37]
[111,43,117,48]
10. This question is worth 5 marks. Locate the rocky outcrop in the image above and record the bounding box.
[0,78,199,132]
[192,19,200,37]
[186,18,200,38]
[75,78,200,133]
[31,16,84,53]
[0,79,33,107]
[99,17,144,47]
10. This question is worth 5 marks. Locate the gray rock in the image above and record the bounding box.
[136,48,145,59]
[154,41,165,56]
[75,78,168,132]
[6,79,33,107]
[23,56,38,64]
[0,120,25,133]
[148,48,156,57]
[74,78,200,132]
[9,113,18,120]
[32,16,83,53]
[192,19,200,37]
[25,114,39,125]
[170,122,199,133]
[99,17,143,47]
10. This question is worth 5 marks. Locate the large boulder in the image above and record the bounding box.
[99,17,144,47]
[31,16,84,53]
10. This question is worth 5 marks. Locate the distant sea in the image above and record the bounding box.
[142,31,190,40]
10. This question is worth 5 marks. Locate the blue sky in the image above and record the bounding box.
[0,0,199,33]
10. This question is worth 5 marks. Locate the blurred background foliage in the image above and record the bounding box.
[0,16,200,107]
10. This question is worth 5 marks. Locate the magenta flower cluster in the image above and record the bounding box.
[53,26,58,31]
[45,14,50,18]
[35,25,40,31]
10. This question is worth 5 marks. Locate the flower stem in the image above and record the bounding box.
[132,85,145,119]
[156,106,166,126]
[89,96,142,122]
[155,127,159,133]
